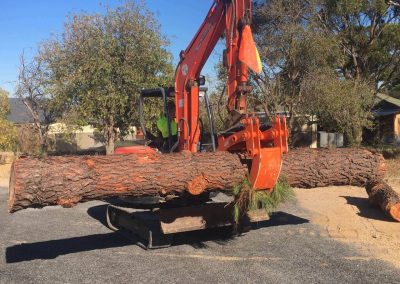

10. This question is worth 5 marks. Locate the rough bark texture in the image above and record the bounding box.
[8,152,247,212]
[366,181,400,222]
[281,148,386,188]
[8,148,394,221]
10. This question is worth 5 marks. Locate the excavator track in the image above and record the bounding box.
[106,205,173,249]
[106,201,269,249]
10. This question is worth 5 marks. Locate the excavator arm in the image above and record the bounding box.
[174,0,288,190]
[174,1,226,152]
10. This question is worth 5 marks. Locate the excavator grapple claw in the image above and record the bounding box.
[247,116,288,190]
[249,148,282,190]
[218,115,288,190]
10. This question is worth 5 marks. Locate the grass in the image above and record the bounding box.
[233,176,295,224]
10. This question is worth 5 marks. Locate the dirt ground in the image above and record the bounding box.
[294,158,400,268]
[0,163,11,188]
[0,157,399,269]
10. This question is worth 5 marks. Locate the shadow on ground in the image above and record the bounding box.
[87,204,309,248]
[5,232,132,263]
[6,206,308,263]
[341,195,396,222]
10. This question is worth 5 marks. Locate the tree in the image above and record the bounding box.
[316,0,400,90]
[0,88,10,116]
[251,0,396,145]
[0,88,17,151]
[15,53,61,154]
[42,1,174,154]
[301,69,375,145]
[252,0,342,131]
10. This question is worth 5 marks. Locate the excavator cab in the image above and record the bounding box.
[139,87,176,152]
[136,85,216,153]
[115,87,176,155]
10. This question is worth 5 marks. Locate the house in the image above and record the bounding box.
[6,98,43,125]
[256,111,318,148]
[6,98,43,153]
[372,93,400,145]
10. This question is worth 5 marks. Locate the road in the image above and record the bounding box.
[1,184,399,284]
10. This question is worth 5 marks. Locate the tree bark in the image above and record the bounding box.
[366,181,400,222]
[105,127,115,155]
[281,148,386,188]
[8,148,393,220]
[8,151,247,212]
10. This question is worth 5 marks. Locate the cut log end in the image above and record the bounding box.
[187,175,208,195]
[389,204,400,222]
[366,181,400,222]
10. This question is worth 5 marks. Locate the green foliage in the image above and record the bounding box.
[0,120,17,151]
[41,1,174,154]
[254,0,342,73]
[0,88,10,118]
[249,0,399,144]
[0,88,17,151]
[233,176,295,224]
[318,0,400,90]
[302,69,375,145]
[252,0,344,131]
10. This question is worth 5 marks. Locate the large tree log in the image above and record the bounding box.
[281,148,386,188]
[366,181,400,222]
[8,148,390,215]
[8,152,247,213]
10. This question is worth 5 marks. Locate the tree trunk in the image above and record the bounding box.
[8,148,394,220]
[281,148,386,188]
[366,181,400,222]
[105,140,114,156]
[8,151,247,212]
[105,128,115,155]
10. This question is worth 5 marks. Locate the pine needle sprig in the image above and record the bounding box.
[232,176,295,224]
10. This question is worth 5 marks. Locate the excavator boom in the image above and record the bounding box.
[174,0,288,190]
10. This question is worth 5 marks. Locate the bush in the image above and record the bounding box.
[366,145,400,159]
[0,119,17,151]
[16,124,41,155]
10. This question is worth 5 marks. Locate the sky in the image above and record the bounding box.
[0,0,223,95]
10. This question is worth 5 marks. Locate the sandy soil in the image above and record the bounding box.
[0,164,11,188]
[294,159,400,268]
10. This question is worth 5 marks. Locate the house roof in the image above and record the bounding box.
[7,98,44,124]
[374,93,400,117]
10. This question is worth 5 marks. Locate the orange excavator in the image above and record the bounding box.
[108,0,288,248]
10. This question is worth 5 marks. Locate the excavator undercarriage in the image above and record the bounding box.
[106,195,269,249]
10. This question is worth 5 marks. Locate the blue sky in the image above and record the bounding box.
[0,0,223,95]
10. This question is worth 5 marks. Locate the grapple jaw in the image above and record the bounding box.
[249,147,283,190]
[218,116,288,190]
[245,116,288,190]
